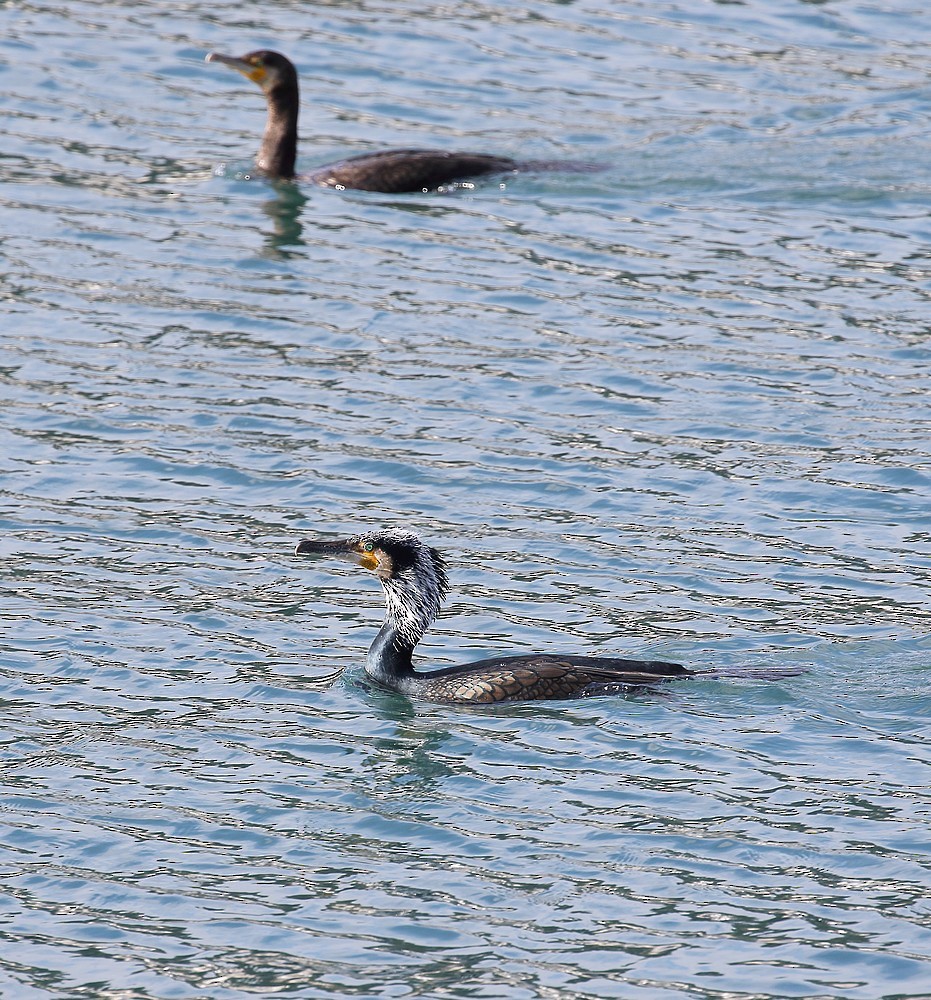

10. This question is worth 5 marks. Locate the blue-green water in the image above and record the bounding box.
[2,1,930,997]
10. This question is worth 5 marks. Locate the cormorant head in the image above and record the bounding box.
[205,49,298,98]
[296,529,448,591]
[295,529,450,643]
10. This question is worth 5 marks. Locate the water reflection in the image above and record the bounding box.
[261,182,309,256]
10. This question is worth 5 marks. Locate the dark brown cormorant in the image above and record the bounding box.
[294,529,801,705]
[205,49,521,192]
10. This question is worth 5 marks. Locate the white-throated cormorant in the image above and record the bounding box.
[295,529,802,704]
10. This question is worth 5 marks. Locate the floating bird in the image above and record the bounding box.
[205,49,523,192]
[294,528,801,704]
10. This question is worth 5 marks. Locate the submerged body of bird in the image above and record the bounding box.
[205,50,522,192]
[294,529,802,705]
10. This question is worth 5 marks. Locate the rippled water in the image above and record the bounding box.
[3,1,931,997]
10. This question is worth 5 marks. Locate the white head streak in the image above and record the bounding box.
[354,529,449,648]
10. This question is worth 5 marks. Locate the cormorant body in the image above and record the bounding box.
[294,529,799,705]
[206,50,521,192]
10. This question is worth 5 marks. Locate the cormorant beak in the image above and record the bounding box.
[295,537,379,572]
[205,52,267,86]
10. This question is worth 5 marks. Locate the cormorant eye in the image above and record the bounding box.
[363,541,375,552]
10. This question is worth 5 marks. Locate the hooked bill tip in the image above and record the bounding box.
[205,52,243,68]
[295,538,368,570]
[295,537,345,555]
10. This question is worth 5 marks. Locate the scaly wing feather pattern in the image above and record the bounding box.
[420,655,693,704]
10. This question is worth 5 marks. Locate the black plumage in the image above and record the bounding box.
[206,50,519,192]
[294,529,800,705]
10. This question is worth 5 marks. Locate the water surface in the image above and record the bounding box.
[2,1,930,997]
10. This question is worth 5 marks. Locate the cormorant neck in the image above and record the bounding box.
[365,620,419,693]
[257,83,298,180]
[362,557,446,695]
